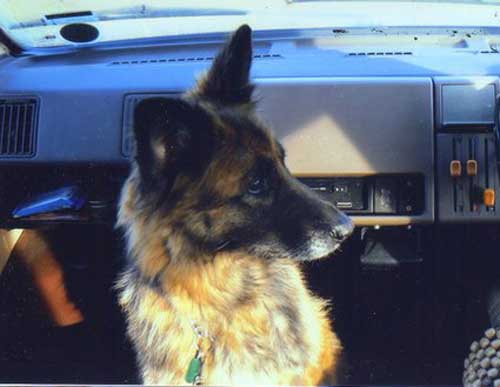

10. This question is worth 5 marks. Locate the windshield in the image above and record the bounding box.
[2,0,500,50]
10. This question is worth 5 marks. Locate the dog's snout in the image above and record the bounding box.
[332,215,355,241]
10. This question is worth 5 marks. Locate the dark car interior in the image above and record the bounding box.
[2,4,500,386]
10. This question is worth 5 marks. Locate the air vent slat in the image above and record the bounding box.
[21,106,28,152]
[0,105,7,153]
[5,105,12,154]
[0,98,38,158]
[13,105,21,154]
[27,104,35,154]
[19,105,26,154]
[0,105,5,152]
[11,106,16,154]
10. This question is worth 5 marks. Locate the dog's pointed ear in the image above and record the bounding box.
[133,97,212,191]
[194,24,254,106]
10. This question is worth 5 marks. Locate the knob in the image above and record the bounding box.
[450,160,462,177]
[466,160,478,177]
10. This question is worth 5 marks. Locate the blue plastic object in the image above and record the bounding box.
[12,186,86,218]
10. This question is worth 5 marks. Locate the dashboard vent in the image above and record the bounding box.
[111,54,282,66]
[122,93,179,157]
[347,51,413,57]
[0,98,38,157]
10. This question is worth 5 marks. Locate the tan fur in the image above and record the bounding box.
[116,175,341,385]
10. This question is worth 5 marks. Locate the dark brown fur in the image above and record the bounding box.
[116,25,353,385]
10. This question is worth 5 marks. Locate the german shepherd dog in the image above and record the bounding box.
[116,25,354,385]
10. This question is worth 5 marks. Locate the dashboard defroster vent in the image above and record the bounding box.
[347,51,413,57]
[0,97,38,157]
[111,54,282,66]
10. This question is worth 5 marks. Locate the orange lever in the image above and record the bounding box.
[484,188,496,207]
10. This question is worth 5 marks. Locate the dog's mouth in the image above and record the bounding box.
[207,224,352,261]
[306,240,343,261]
[304,223,354,261]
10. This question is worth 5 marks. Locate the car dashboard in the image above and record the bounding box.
[0,30,499,227]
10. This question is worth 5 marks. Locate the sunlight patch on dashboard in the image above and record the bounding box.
[279,113,373,177]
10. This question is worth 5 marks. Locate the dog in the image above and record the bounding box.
[116,24,354,385]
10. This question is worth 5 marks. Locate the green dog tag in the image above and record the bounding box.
[185,355,202,384]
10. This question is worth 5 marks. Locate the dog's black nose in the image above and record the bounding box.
[332,217,355,241]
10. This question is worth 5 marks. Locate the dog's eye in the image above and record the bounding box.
[247,176,269,196]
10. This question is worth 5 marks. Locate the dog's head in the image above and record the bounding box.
[124,25,353,263]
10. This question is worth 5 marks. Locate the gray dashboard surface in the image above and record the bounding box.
[0,44,485,163]
[0,36,498,224]
[257,77,433,176]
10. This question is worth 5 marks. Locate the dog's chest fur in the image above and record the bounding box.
[117,253,340,385]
